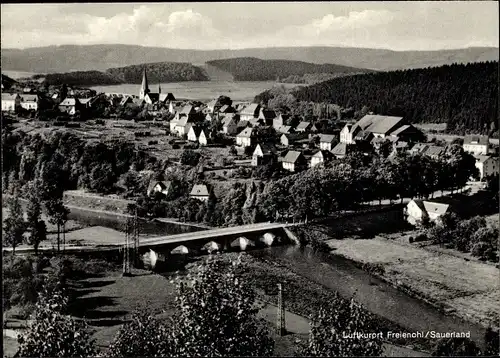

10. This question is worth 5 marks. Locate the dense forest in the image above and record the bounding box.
[207,57,371,81]
[40,71,123,86]
[105,62,209,83]
[286,61,499,135]
[279,72,367,84]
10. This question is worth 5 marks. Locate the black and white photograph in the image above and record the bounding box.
[1,1,499,357]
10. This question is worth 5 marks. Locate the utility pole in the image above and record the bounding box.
[133,207,139,267]
[123,217,131,276]
[276,283,286,336]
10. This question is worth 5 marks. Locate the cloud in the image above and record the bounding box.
[309,10,394,33]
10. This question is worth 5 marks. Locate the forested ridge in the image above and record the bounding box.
[31,62,209,86]
[207,57,371,81]
[290,61,499,135]
[105,62,209,83]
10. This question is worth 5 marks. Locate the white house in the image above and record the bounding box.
[282,151,307,172]
[463,135,489,156]
[187,126,202,142]
[236,127,254,147]
[340,124,355,144]
[311,150,335,167]
[20,94,39,111]
[252,143,277,166]
[198,129,209,146]
[2,93,21,111]
[319,134,337,151]
[239,103,260,121]
[175,116,193,136]
[405,199,451,226]
[147,180,172,197]
[190,184,210,202]
[474,155,498,180]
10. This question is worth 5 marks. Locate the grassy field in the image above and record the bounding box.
[326,235,499,328]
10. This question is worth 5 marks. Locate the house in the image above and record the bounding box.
[295,121,311,133]
[388,124,424,143]
[282,151,307,172]
[20,94,39,111]
[159,93,176,103]
[258,108,276,125]
[405,199,452,226]
[58,98,82,115]
[252,143,278,166]
[273,114,290,129]
[280,133,307,147]
[190,184,210,202]
[311,150,335,167]
[187,126,202,142]
[175,116,193,136]
[248,117,265,127]
[331,143,350,159]
[424,145,446,159]
[144,92,160,105]
[222,116,239,135]
[198,129,209,146]
[474,155,498,180]
[409,143,429,155]
[1,93,21,111]
[340,115,406,143]
[132,98,145,107]
[179,104,198,121]
[147,180,172,197]
[278,125,293,134]
[319,134,337,151]
[236,127,254,147]
[239,103,260,121]
[236,120,250,131]
[310,123,319,133]
[169,119,179,133]
[463,135,489,156]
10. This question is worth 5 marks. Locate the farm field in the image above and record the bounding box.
[326,235,499,329]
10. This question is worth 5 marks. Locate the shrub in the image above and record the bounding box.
[94,119,105,125]
[172,144,180,149]
[409,236,414,243]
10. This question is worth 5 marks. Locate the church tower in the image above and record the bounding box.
[139,68,150,99]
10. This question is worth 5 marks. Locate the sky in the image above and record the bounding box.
[1,2,498,51]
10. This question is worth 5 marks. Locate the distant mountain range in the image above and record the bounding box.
[1,45,498,74]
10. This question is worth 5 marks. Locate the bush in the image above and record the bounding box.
[408,236,414,243]
[172,144,180,149]
[94,119,105,125]
[414,233,428,242]
[148,140,158,145]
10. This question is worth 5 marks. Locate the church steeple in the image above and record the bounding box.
[158,83,161,95]
[139,68,150,99]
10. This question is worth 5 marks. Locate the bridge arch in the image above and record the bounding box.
[230,237,254,251]
[202,241,220,253]
[171,245,189,255]
[259,232,276,247]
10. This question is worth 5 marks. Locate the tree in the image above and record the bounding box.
[25,184,46,255]
[3,192,26,255]
[484,327,499,357]
[107,309,172,357]
[300,294,383,357]
[180,149,201,166]
[167,255,274,356]
[16,289,97,358]
[229,145,238,156]
[45,199,69,254]
[121,170,143,198]
[431,337,481,356]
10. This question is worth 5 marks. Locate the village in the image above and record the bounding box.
[2,68,498,212]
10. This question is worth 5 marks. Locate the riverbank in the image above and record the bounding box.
[325,233,499,330]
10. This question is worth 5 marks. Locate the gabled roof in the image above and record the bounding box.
[181,105,195,115]
[313,150,335,160]
[1,93,20,101]
[146,93,160,102]
[21,94,38,102]
[259,108,276,120]
[354,130,374,141]
[190,184,209,197]
[176,116,190,127]
[222,116,237,126]
[185,123,194,134]
[474,155,494,163]
[237,127,254,138]
[319,134,336,143]
[283,150,304,163]
[59,98,79,106]
[409,143,428,154]
[425,145,445,157]
[278,125,293,134]
[354,115,404,135]
[255,143,278,156]
[188,126,202,137]
[219,104,234,113]
[394,141,409,149]
[422,201,450,216]
[240,103,260,116]
[237,120,250,129]
[464,135,489,146]
[148,180,172,194]
[296,121,311,131]
[331,142,348,156]
[79,98,91,104]
[389,124,413,137]
[160,93,176,102]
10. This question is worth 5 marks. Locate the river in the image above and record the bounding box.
[67,207,487,347]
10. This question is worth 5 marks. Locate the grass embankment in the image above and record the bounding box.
[325,233,499,329]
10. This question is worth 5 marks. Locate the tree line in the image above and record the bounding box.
[106,61,209,83]
[207,57,370,81]
[256,62,499,136]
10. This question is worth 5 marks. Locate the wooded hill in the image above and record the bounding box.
[206,57,371,81]
[32,62,210,86]
[261,61,498,135]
